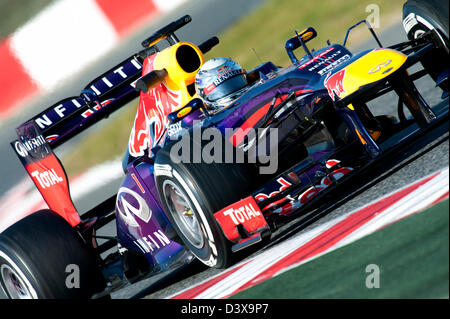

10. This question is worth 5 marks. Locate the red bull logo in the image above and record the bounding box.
[128,55,181,157]
[217,65,231,76]
[324,69,347,101]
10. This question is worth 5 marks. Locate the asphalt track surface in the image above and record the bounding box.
[0,0,448,299]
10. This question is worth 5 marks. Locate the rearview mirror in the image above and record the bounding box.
[285,27,318,63]
[168,98,204,123]
[285,27,317,52]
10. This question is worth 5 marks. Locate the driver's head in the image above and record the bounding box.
[195,57,248,113]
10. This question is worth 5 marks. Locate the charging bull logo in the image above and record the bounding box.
[324,69,347,101]
[128,56,181,157]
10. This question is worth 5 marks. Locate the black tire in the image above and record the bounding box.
[154,132,260,268]
[403,0,449,87]
[403,0,448,40]
[0,210,106,299]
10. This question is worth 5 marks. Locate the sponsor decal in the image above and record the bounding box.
[214,196,269,242]
[116,187,152,227]
[167,121,182,137]
[33,57,141,130]
[14,135,47,158]
[129,55,181,157]
[31,168,63,189]
[212,69,245,86]
[133,230,171,254]
[297,47,351,75]
[255,177,292,210]
[298,185,325,204]
[316,54,351,76]
[203,83,216,95]
[320,167,353,186]
[81,99,115,118]
[217,65,232,76]
[298,47,335,69]
[368,59,392,74]
[14,141,29,157]
[34,99,84,129]
[24,154,80,226]
[403,13,418,34]
[297,164,353,204]
[324,69,347,101]
[177,106,192,118]
[223,202,261,226]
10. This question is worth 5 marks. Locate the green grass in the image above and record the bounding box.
[231,199,449,299]
[204,0,404,70]
[60,0,404,176]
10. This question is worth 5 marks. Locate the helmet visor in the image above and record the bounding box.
[203,72,247,103]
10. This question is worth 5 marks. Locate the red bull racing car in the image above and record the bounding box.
[0,0,448,298]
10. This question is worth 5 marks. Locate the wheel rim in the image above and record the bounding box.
[162,180,204,249]
[0,264,33,299]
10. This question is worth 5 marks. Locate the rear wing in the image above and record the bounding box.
[23,52,149,148]
[9,50,151,225]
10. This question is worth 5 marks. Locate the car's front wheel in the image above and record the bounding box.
[403,0,449,91]
[154,136,260,269]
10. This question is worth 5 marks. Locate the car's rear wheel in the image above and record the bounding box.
[0,210,106,299]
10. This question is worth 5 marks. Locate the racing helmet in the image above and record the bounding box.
[195,57,248,112]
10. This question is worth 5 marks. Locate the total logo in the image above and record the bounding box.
[214,196,268,241]
[116,187,152,227]
[31,169,63,189]
[222,201,262,226]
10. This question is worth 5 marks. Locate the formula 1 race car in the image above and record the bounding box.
[0,0,448,298]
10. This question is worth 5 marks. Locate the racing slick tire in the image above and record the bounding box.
[0,210,106,299]
[154,133,261,269]
[403,0,449,90]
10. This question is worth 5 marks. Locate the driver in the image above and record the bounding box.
[195,57,249,113]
